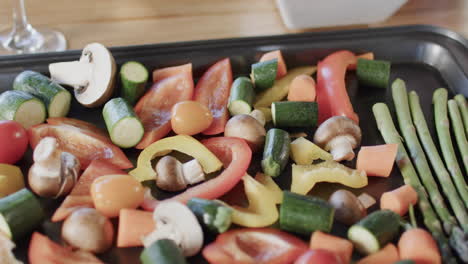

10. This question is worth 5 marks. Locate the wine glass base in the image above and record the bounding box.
[0,28,67,55]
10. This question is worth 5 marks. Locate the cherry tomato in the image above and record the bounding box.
[294,249,344,264]
[171,101,213,135]
[91,174,145,218]
[0,120,28,164]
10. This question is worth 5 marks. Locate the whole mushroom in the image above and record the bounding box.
[28,137,80,198]
[313,116,362,161]
[142,200,203,257]
[49,43,116,107]
[328,189,376,225]
[224,114,266,152]
[61,208,114,253]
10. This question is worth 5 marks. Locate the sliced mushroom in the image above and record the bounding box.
[224,114,266,152]
[62,208,114,253]
[49,43,116,107]
[313,116,362,161]
[0,232,21,264]
[155,156,205,192]
[28,137,80,197]
[249,109,266,126]
[328,189,375,225]
[142,200,203,257]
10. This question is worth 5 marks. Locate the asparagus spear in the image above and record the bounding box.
[409,91,468,231]
[448,99,468,175]
[372,103,456,264]
[454,94,468,135]
[392,79,457,234]
[433,88,468,206]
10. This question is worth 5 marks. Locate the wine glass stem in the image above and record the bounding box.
[12,0,30,32]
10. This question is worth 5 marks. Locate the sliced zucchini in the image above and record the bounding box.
[272,101,318,128]
[251,59,278,92]
[187,198,233,233]
[120,61,149,105]
[103,97,144,148]
[228,77,255,115]
[262,128,290,177]
[356,58,391,89]
[13,70,71,117]
[0,90,46,129]
[140,239,188,264]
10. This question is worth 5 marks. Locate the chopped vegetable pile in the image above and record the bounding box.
[0,44,467,264]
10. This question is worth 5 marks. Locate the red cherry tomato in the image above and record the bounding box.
[294,249,344,264]
[0,120,28,164]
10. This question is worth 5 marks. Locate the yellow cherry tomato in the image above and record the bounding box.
[171,101,213,135]
[91,174,145,218]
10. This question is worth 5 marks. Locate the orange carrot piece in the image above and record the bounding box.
[117,209,155,248]
[51,195,94,222]
[71,159,125,196]
[287,74,316,102]
[380,184,418,216]
[398,228,441,264]
[357,243,399,264]
[260,50,287,79]
[152,63,192,82]
[310,231,354,264]
[349,52,375,70]
[356,144,398,177]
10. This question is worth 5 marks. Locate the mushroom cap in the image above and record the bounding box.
[75,43,116,107]
[328,189,366,225]
[149,200,203,257]
[313,116,362,147]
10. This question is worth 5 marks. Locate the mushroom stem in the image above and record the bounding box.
[182,159,205,185]
[327,136,356,161]
[33,137,61,171]
[357,193,376,209]
[49,61,93,88]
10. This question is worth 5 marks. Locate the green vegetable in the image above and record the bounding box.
[120,61,148,105]
[102,97,144,148]
[449,226,468,262]
[448,99,468,175]
[140,239,187,264]
[13,70,71,117]
[433,88,468,206]
[372,102,456,264]
[280,191,334,235]
[409,91,468,230]
[393,260,416,264]
[454,94,468,135]
[348,210,400,255]
[187,198,232,233]
[271,101,318,127]
[392,79,457,234]
[262,128,290,177]
[356,58,391,89]
[0,90,46,129]
[228,77,255,115]
[0,188,44,240]
[251,59,278,92]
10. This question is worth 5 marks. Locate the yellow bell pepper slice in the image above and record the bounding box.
[254,66,317,108]
[255,173,283,204]
[291,161,367,195]
[231,174,281,227]
[0,164,25,198]
[129,135,223,182]
[290,137,332,165]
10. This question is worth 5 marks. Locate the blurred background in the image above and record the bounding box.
[0,0,467,52]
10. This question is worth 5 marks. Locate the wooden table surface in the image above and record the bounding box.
[1,0,467,51]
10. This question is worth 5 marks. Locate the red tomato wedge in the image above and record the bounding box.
[317,50,359,124]
[28,124,133,169]
[194,58,233,135]
[260,50,287,79]
[203,228,308,264]
[135,73,194,149]
[29,232,103,264]
[141,137,251,211]
[152,63,192,82]
[52,160,125,222]
[46,117,108,138]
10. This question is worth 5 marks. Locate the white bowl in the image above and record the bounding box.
[276,0,408,30]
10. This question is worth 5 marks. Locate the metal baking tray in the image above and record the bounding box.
[1,25,466,263]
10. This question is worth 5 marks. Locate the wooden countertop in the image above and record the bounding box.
[0,0,467,51]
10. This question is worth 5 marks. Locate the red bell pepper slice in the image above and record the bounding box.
[203,228,309,264]
[46,117,109,139]
[135,72,194,149]
[316,50,359,124]
[141,137,251,211]
[152,63,192,82]
[28,124,133,169]
[294,249,344,264]
[29,232,103,264]
[194,58,233,135]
